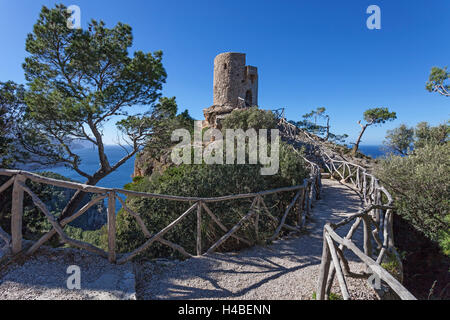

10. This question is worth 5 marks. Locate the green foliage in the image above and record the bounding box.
[114,143,308,259]
[0,81,26,168]
[381,251,402,281]
[414,121,449,149]
[384,122,449,155]
[375,143,450,255]
[63,225,106,250]
[311,291,342,300]
[17,3,169,180]
[0,172,106,242]
[383,124,415,155]
[426,66,449,97]
[353,107,396,155]
[363,107,397,125]
[139,98,195,160]
[294,107,348,144]
[221,107,278,131]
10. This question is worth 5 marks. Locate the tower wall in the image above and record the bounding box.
[213,52,258,108]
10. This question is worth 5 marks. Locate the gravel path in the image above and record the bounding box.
[0,246,135,300]
[0,179,378,300]
[136,179,378,300]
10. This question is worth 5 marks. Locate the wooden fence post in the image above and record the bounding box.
[362,215,373,260]
[388,211,395,249]
[11,175,25,254]
[197,202,202,256]
[297,188,306,227]
[316,229,332,300]
[254,199,260,242]
[107,192,116,263]
[307,181,313,217]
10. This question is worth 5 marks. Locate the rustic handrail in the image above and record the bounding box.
[0,163,321,265]
[0,115,415,300]
[277,117,415,300]
[0,169,304,201]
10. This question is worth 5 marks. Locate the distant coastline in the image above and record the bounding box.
[357,145,387,159]
[17,144,389,190]
[38,145,136,189]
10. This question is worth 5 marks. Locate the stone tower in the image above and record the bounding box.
[203,52,258,128]
[213,52,258,108]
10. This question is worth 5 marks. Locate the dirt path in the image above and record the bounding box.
[0,246,135,300]
[135,179,378,300]
[0,179,378,300]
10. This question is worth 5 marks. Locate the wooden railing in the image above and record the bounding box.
[0,114,416,299]
[315,155,416,300]
[0,163,321,265]
[277,117,416,300]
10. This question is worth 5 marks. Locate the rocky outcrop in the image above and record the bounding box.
[63,189,107,231]
[202,104,235,129]
[133,148,173,179]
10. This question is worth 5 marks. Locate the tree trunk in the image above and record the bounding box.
[352,125,367,156]
[58,175,103,222]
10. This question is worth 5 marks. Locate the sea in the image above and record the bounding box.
[357,145,387,159]
[35,145,137,212]
[35,145,387,190]
[20,144,386,214]
[43,145,136,188]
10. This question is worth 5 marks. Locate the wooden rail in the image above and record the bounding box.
[313,156,417,299]
[277,118,416,300]
[0,115,415,300]
[0,163,321,265]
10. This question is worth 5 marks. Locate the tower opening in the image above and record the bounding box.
[245,90,252,107]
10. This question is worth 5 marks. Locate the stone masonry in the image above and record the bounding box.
[204,52,258,128]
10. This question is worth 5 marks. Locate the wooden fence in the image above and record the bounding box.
[316,154,416,300]
[0,115,417,299]
[0,162,321,265]
[277,117,416,300]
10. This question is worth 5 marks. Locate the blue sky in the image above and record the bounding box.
[1,0,449,145]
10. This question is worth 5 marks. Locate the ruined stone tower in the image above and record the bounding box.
[213,52,258,108]
[204,52,258,128]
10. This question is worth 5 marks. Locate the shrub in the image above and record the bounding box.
[375,142,450,255]
[112,107,310,260]
[0,171,106,245]
[221,107,278,131]
[114,143,309,259]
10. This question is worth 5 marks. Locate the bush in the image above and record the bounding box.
[112,107,310,260]
[0,171,106,245]
[221,107,278,131]
[375,142,450,255]
[114,142,309,260]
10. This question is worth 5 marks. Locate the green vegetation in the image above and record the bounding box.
[426,66,449,97]
[113,108,310,259]
[0,81,25,168]
[376,125,450,255]
[352,107,397,155]
[221,107,278,131]
[0,172,106,245]
[381,251,403,281]
[312,291,343,300]
[383,124,415,156]
[294,107,348,144]
[2,4,178,225]
[383,121,449,155]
